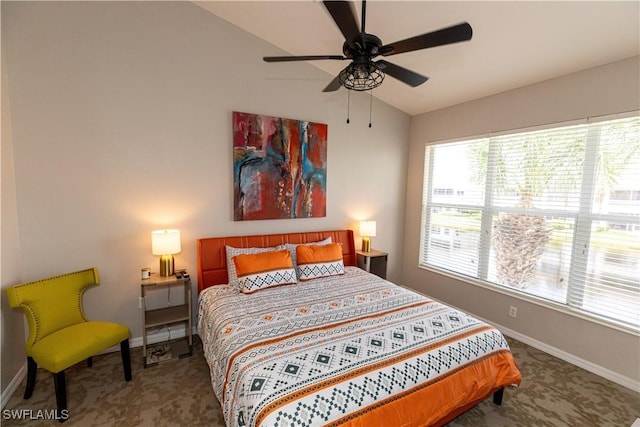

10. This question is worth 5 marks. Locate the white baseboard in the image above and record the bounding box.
[493,322,640,393]
[1,363,26,409]
[128,324,196,349]
[0,326,198,409]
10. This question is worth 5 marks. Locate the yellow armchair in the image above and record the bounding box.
[6,267,131,422]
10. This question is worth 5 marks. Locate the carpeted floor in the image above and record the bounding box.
[3,336,638,426]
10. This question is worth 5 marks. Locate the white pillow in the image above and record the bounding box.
[225,244,284,289]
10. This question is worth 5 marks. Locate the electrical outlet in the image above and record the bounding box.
[509,306,517,318]
[138,297,144,309]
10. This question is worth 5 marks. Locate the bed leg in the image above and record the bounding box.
[493,387,504,405]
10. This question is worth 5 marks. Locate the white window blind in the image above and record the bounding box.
[420,115,640,331]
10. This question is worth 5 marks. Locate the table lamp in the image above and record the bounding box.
[151,229,181,276]
[359,221,376,252]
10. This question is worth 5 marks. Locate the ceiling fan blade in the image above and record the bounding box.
[322,75,342,92]
[323,1,360,44]
[381,22,473,56]
[264,55,346,62]
[376,60,428,87]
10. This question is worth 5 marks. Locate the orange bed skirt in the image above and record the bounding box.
[330,350,521,427]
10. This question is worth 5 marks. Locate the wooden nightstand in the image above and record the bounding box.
[140,274,192,367]
[356,249,388,279]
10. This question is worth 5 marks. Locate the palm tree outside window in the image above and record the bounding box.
[419,114,640,331]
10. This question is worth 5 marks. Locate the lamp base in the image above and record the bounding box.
[159,255,174,277]
[361,237,371,252]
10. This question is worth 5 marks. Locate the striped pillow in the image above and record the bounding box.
[233,249,297,294]
[296,242,345,281]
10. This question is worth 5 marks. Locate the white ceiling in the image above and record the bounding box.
[195,1,640,116]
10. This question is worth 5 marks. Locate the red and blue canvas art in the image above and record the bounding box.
[233,111,327,221]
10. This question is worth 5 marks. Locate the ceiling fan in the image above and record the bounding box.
[263,0,473,92]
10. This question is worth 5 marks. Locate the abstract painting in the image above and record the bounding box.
[233,111,327,221]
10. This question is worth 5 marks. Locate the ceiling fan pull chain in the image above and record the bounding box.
[346,90,351,124]
[368,90,373,128]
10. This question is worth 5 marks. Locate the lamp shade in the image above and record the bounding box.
[151,229,181,255]
[359,221,377,237]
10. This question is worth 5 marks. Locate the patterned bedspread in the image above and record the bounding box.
[198,267,521,427]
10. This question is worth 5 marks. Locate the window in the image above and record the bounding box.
[420,115,640,331]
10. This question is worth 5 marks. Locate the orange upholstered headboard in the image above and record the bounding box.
[197,230,356,293]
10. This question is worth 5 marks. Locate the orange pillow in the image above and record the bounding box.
[233,249,297,293]
[296,243,345,280]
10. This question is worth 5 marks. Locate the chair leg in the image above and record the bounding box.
[24,357,37,399]
[120,339,132,382]
[53,371,67,418]
[87,357,93,367]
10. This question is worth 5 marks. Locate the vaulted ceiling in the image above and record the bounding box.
[196,1,639,116]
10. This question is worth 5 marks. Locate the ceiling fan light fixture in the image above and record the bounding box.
[338,63,384,91]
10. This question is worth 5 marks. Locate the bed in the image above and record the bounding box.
[197,230,521,427]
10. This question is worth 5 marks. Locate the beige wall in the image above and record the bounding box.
[403,56,640,388]
[1,1,410,398]
[1,17,27,403]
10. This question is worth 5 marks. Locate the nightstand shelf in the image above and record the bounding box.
[141,274,192,367]
[144,305,190,328]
